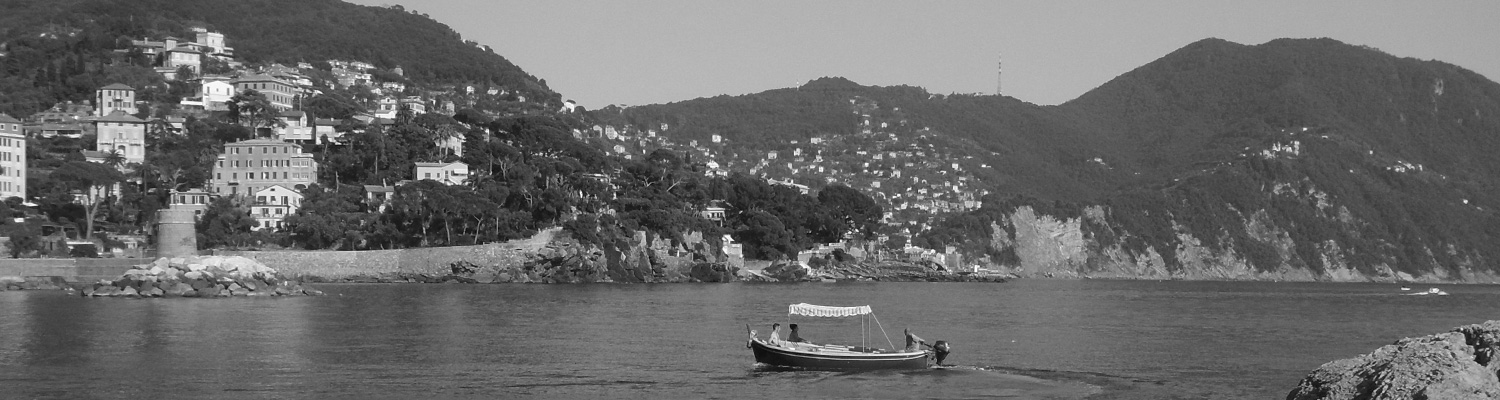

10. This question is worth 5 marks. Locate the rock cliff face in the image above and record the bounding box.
[974,206,1500,283]
[1287,320,1500,400]
[468,230,738,284]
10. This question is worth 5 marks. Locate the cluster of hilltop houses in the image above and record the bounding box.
[9,23,588,238]
[2,27,528,232]
[12,80,481,232]
[579,97,991,246]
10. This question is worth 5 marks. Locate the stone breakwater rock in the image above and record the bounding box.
[1287,320,1500,400]
[80,256,323,298]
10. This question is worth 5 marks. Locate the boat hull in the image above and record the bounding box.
[749,339,929,370]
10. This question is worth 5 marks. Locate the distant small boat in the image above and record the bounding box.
[1400,286,1411,291]
[1405,287,1448,296]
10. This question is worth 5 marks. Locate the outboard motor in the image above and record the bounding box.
[932,340,952,365]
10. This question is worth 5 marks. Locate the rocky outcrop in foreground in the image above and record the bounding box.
[81,256,323,298]
[1287,320,1500,400]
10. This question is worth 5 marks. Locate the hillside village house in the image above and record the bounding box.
[231,74,296,110]
[273,111,314,142]
[0,114,26,200]
[157,44,202,80]
[95,83,137,116]
[129,28,233,58]
[169,189,211,217]
[414,161,468,185]
[399,97,428,114]
[210,138,318,197]
[191,27,232,56]
[180,79,234,111]
[30,102,91,123]
[250,185,303,231]
[264,64,312,88]
[93,111,147,165]
[26,123,86,138]
[363,184,395,212]
[312,118,345,144]
[374,97,398,119]
[332,68,371,88]
[147,116,185,136]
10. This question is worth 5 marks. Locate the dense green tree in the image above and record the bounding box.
[302,93,361,120]
[818,184,883,240]
[226,89,285,136]
[51,161,125,240]
[197,196,257,249]
[8,230,42,258]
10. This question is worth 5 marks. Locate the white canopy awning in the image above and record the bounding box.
[788,303,872,317]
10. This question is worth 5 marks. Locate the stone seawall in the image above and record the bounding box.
[0,258,142,283]
[214,228,558,281]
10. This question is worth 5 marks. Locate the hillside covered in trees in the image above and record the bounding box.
[0,0,557,117]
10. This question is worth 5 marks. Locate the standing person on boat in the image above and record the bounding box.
[905,330,927,352]
[787,324,808,343]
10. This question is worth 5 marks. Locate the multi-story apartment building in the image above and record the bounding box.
[0,114,26,200]
[230,74,296,110]
[94,111,147,165]
[95,83,137,116]
[210,138,318,197]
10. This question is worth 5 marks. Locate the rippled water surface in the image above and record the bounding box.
[3,280,1499,399]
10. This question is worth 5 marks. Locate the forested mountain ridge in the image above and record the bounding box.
[584,37,1500,281]
[1063,37,1500,186]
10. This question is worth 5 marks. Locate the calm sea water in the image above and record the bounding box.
[2,280,1498,399]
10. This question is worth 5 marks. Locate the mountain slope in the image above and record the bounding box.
[593,37,1500,281]
[957,38,1500,280]
[1065,37,1500,182]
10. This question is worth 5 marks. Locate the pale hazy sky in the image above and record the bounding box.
[348,1,1499,108]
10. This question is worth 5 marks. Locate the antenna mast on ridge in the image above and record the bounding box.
[996,53,1003,96]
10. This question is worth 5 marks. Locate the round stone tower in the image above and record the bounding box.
[156,209,198,258]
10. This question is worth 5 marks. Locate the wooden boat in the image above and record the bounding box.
[746,303,949,370]
[748,337,931,370]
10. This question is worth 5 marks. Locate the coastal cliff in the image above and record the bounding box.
[961,204,1500,283]
[1287,320,1500,400]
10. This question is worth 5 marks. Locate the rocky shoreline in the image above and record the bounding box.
[264,229,1010,284]
[1287,320,1500,399]
[294,259,1010,284]
[2,229,1009,287]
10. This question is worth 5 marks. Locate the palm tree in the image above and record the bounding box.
[104,149,126,170]
[433,124,462,158]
